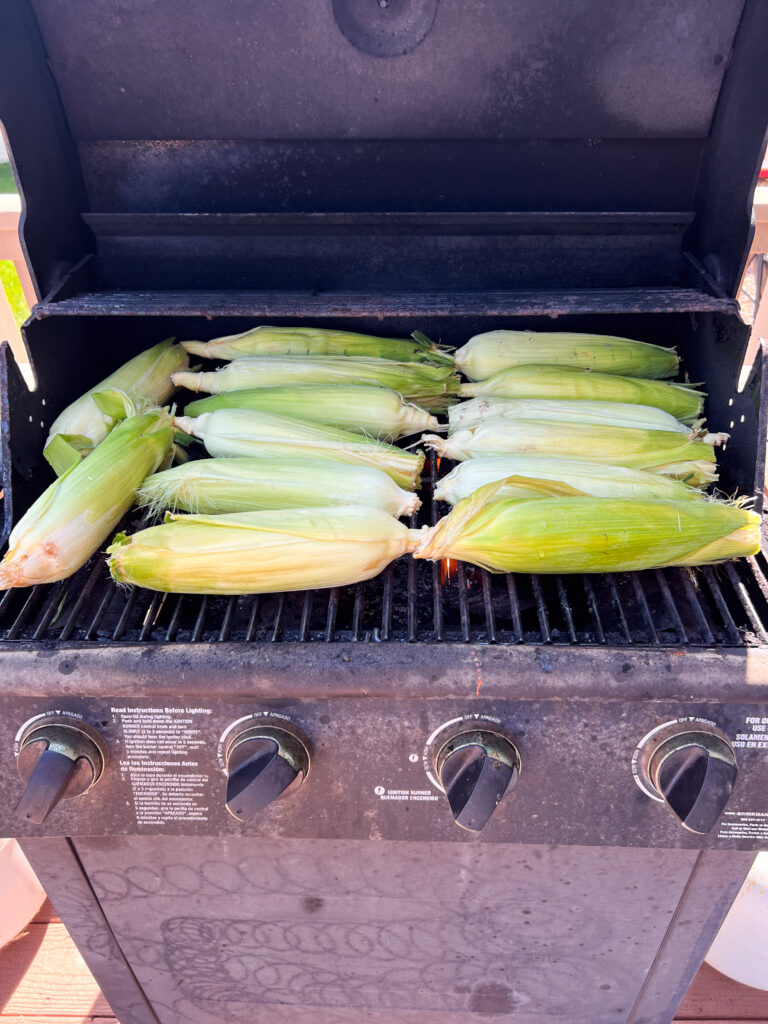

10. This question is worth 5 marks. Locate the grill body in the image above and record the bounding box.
[2,1,768,1022]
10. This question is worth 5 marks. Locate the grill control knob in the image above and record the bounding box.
[635,723,737,834]
[224,721,310,821]
[16,720,108,825]
[434,728,521,832]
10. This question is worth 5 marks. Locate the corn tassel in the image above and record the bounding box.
[422,419,720,486]
[137,456,420,518]
[107,507,422,595]
[448,397,689,434]
[44,339,188,474]
[415,479,760,574]
[181,326,453,365]
[0,410,174,589]
[454,331,679,381]
[172,356,460,412]
[184,385,440,440]
[175,410,424,491]
[459,365,703,423]
[434,457,704,505]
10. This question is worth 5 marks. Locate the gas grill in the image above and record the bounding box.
[2,2,768,1023]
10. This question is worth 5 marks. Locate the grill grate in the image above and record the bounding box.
[0,454,766,647]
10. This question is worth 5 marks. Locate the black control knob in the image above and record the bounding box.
[16,720,108,824]
[435,729,521,832]
[648,730,737,834]
[224,722,310,821]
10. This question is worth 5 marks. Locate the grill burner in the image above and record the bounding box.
[2,453,766,647]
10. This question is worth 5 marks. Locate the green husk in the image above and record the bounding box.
[459,365,703,423]
[172,356,460,412]
[44,339,188,474]
[184,385,441,440]
[181,326,454,365]
[422,419,719,486]
[454,331,679,381]
[107,506,423,595]
[415,480,760,573]
[434,457,705,505]
[0,410,174,589]
[174,409,425,491]
[137,456,421,518]
[448,397,689,434]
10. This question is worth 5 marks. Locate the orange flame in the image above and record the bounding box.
[440,558,454,585]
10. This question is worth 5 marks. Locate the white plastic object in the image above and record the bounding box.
[0,838,46,947]
[705,851,768,990]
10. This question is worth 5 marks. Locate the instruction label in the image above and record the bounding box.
[718,810,768,841]
[112,706,213,826]
[732,716,768,750]
[373,787,439,803]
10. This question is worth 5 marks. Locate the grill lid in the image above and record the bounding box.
[1,1,768,296]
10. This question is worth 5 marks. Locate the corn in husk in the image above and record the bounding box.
[175,410,425,491]
[172,356,460,412]
[44,339,188,475]
[422,420,720,486]
[107,507,421,595]
[460,365,703,423]
[138,456,420,518]
[181,326,453,365]
[434,457,705,505]
[0,410,173,589]
[454,331,679,381]
[185,385,440,440]
[448,397,689,434]
[415,479,760,573]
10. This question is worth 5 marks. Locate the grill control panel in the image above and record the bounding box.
[2,699,768,848]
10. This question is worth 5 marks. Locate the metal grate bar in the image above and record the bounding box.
[381,565,393,641]
[530,575,551,643]
[606,574,632,645]
[245,597,260,642]
[676,568,715,646]
[724,563,768,642]
[271,594,285,642]
[583,576,605,644]
[655,570,688,644]
[191,596,208,642]
[456,561,471,642]
[481,571,497,643]
[506,576,523,643]
[428,453,444,641]
[33,581,70,641]
[139,593,163,642]
[702,567,740,643]
[556,578,577,643]
[299,592,313,642]
[631,574,660,645]
[218,597,237,642]
[165,595,186,642]
[112,589,137,641]
[325,588,339,642]
[58,562,105,641]
[0,588,16,621]
[407,544,418,642]
[5,586,46,640]
[352,584,364,641]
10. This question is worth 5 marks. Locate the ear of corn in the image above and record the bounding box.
[172,356,460,412]
[422,419,719,486]
[181,326,454,365]
[137,456,421,518]
[175,410,425,491]
[415,479,760,573]
[107,506,422,595]
[459,365,703,423]
[0,410,174,589]
[447,397,689,435]
[454,331,679,381]
[434,457,705,505]
[184,385,440,440]
[44,339,188,474]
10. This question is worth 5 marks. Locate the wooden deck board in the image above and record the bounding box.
[677,964,768,1021]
